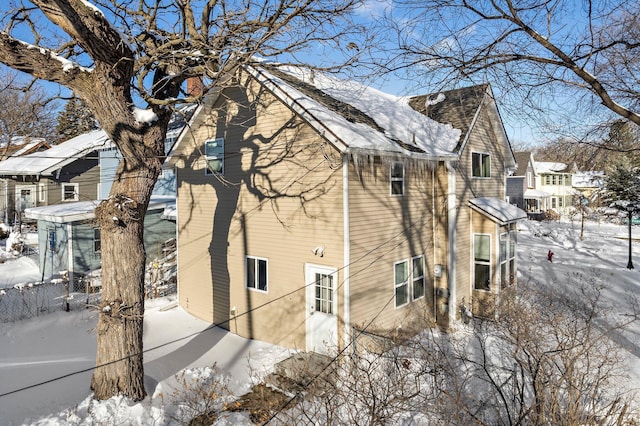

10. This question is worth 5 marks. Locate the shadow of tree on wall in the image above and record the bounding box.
[177,73,335,348]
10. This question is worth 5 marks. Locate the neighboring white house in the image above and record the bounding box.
[534,161,578,216]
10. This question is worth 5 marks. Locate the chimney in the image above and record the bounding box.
[186,77,204,98]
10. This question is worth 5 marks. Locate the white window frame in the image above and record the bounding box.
[412,255,425,300]
[204,137,224,175]
[473,234,492,291]
[390,162,404,196]
[246,256,268,292]
[472,152,491,178]
[38,183,47,203]
[394,259,410,308]
[499,232,508,289]
[394,254,426,308]
[62,183,79,202]
[526,171,533,188]
[508,229,517,286]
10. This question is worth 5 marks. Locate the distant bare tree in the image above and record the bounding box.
[0,0,367,401]
[0,70,57,158]
[383,0,640,143]
[535,121,640,170]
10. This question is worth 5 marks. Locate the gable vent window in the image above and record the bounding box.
[204,138,224,175]
[472,152,491,178]
[390,162,404,195]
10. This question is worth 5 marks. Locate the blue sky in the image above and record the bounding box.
[3,0,618,147]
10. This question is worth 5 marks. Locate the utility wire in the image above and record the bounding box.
[0,213,432,399]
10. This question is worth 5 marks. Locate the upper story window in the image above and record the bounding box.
[62,183,79,202]
[390,162,404,195]
[526,171,533,188]
[472,152,490,178]
[204,138,224,175]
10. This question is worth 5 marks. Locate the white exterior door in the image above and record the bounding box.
[305,264,338,355]
[15,185,36,212]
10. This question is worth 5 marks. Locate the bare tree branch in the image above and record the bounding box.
[382,0,640,137]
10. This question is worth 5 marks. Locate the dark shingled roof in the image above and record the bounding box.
[513,151,533,176]
[261,65,427,154]
[408,84,489,153]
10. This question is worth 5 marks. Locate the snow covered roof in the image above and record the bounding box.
[0,138,50,160]
[23,200,99,223]
[524,189,551,199]
[572,171,605,188]
[469,197,527,225]
[0,130,113,176]
[247,64,462,158]
[24,196,176,223]
[161,203,177,220]
[535,161,569,174]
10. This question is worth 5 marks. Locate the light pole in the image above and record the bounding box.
[627,203,636,270]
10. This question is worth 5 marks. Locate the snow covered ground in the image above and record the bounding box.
[0,231,41,288]
[0,217,638,424]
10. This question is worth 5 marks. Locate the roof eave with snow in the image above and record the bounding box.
[469,197,528,226]
[24,196,176,224]
[0,130,113,176]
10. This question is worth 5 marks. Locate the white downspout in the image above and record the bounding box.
[67,223,74,286]
[447,162,457,324]
[432,167,437,322]
[342,154,351,351]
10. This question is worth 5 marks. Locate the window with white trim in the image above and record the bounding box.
[314,272,334,314]
[474,234,491,291]
[472,152,490,178]
[526,171,533,188]
[394,260,409,308]
[499,231,518,289]
[412,255,425,300]
[62,183,79,201]
[499,233,508,289]
[394,254,426,308]
[204,137,224,175]
[390,162,404,195]
[38,183,47,203]
[246,256,267,292]
[508,230,517,286]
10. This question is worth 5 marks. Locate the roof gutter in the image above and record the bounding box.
[346,147,458,162]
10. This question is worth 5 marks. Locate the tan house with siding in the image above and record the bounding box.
[167,64,526,355]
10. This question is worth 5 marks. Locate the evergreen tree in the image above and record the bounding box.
[601,158,640,205]
[56,97,98,141]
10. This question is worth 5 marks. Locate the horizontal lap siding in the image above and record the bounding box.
[455,107,507,317]
[176,76,344,349]
[348,159,437,334]
[176,165,217,322]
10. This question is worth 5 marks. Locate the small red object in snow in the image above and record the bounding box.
[547,250,554,262]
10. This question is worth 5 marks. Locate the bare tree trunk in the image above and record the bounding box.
[90,140,163,401]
